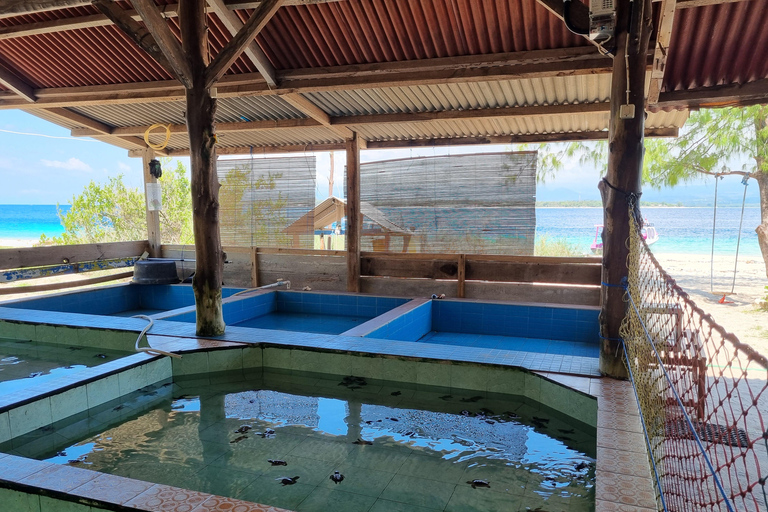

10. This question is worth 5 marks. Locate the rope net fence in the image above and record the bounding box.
[621,204,768,512]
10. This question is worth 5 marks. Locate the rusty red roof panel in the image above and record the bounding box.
[257,0,588,70]
[664,1,768,92]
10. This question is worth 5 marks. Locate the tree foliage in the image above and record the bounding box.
[39,159,194,245]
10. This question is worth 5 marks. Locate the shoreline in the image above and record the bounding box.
[0,238,37,248]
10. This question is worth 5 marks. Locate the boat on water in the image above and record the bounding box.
[591,221,659,254]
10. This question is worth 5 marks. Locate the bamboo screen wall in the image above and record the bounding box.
[217,156,316,248]
[356,152,537,254]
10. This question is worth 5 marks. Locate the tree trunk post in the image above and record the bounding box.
[599,0,653,378]
[141,147,162,257]
[346,132,361,292]
[180,0,225,336]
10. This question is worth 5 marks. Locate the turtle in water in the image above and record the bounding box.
[391,391,402,396]
[276,476,300,486]
[353,438,373,445]
[235,424,253,434]
[460,396,483,403]
[268,459,288,466]
[230,435,248,444]
[330,471,344,484]
[467,479,490,489]
[94,354,108,359]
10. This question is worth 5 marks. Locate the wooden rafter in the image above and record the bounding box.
[0,0,337,19]
[654,78,768,109]
[281,93,354,139]
[204,0,284,88]
[0,59,35,101]
[131,0,193,89]
[207,0,276,87]
[648,0,677,104]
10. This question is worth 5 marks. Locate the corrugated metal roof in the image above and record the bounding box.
[306,75,612,116]
[664,1,768,92]
[69,96,308,128]
[260,0,586,70]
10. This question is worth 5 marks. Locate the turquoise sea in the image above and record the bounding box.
[0,204,762,256]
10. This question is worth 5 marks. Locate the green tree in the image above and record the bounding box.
[525,106,768,277]
[39,159,194,245]
[643,106,768,277]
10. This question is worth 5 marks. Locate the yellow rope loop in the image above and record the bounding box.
[144,123,171,151]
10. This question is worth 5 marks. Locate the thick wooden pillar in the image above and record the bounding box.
[599,0,653,378]
[141,147,161,257]
[180,0,225,336]
[346,132,361,292]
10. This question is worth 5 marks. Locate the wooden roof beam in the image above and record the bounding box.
[0,48,617,109]
[653,78,768,110]
[0,59,35,101]
[92,0,177,81]
[130,0,193,89]
[648,0,677,104]
[71,102,612,139]
[205,0,285,88]
[207,0,276,87]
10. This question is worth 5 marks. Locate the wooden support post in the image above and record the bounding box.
[141,147,161,257]
[598,0,653,378]
[457,253,466,298]
[346,132,361,293]
[250,247,259,287]
[180,0,225,336]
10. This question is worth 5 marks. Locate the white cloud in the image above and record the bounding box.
[40,157,92,172]
[117,162,131,172]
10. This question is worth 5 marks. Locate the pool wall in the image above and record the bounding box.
[160,290,410,326]
[1,283,243,317]
[361,299,599,343]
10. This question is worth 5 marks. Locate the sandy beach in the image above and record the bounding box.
[653,252,768,359]
[0,238,36,248]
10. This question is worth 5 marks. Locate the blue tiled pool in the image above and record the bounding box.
[164,291,410,335]
[2,283,243,318]
[363,299,599,357]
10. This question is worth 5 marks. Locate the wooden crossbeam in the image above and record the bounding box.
[654,78,768,109]
[0,59,35,101]
[205,0,285,88]
[207,0,276,87]
[648,0,677,104]
[0,48,615,109]
[74,102,612,139]
[0,0,338,19]
[131,0,194,89]
[150,127,678,156]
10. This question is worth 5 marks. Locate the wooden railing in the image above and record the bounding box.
[162,245,601,306]
[0,241,148,295]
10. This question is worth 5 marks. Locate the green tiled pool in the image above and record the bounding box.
[13,369,596,512]
[0,338,128,395]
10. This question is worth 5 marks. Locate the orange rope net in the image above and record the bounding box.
[621,205,768,512]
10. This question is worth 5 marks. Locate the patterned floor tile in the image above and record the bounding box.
[123,484,210,511]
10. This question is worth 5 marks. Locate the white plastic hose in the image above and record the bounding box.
[132,314,182,359]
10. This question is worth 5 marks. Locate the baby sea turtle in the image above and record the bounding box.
[56,451,67,457]
[467,479,491,489]
[276,476,300,486]
[438,395,453,401]
[28,372,43,378]
[268,459,288,466]
[391,391,402,396]
[230,435,248,444]
[532,416,550,423]
[94,354,108,359]
[329,471,345,484]
[353,438,373,445]
[339,376,367,388]
[574,462,589,471]
[235,424,253,434]
[460,396,483,403]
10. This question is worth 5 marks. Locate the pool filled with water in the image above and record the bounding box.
[0,338,128,394]
[232,311,372,334]
[14,370,595,511]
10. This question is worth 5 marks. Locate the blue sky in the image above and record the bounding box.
[0,109,759,207]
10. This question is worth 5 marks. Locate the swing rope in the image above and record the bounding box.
[709,173,750,298]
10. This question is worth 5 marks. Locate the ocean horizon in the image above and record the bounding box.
[0,204,762,257]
